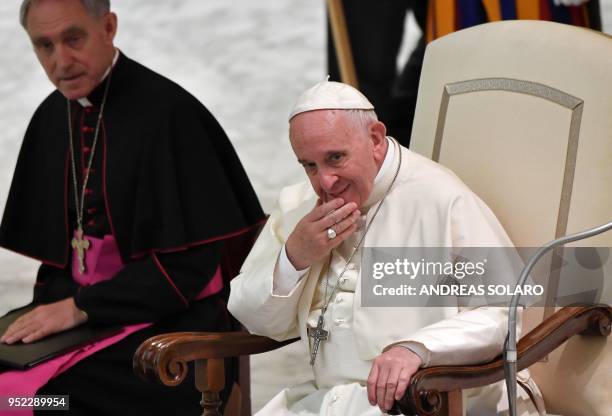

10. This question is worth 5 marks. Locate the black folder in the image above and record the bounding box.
[0,305,121,370]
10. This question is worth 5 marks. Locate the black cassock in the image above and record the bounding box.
[0,53,264,415]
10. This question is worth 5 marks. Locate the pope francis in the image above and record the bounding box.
[228,80,545,415]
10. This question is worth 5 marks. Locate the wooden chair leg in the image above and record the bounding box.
[195,358,225,416]
[447,390,463,416]
[239,355,251,415]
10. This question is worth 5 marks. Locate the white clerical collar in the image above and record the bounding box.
[362,136,399,210]
[374,136,394,185]
[77,48,119,108]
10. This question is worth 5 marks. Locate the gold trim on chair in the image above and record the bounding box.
[433,77,584,322]
[434,77,583,239]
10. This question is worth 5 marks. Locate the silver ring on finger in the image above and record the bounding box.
[327,227,337,240]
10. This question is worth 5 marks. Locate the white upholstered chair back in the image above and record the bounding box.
[409,21,611,416]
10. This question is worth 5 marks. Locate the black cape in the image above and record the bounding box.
[0,52,264,267]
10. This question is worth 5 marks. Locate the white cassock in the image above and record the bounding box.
[229,139,546,416]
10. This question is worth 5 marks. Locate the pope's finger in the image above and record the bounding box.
[366,362,379,406]
[384,365,402,411]
[395,367,411,401]
[328,209,360,235]
[310,198,345,221]
[320,203,359,230]
[375,364,391,411]
[328,224,357,247]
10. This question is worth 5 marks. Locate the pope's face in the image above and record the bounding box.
[25,0,117,100]
[289,110,387,209]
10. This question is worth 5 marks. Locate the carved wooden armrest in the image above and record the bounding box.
[390,304,611,416]
[133,331,298,415]
[133,331,298,386]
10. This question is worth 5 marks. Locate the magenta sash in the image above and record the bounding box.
[0,233,223,413]
[71,233,125,286]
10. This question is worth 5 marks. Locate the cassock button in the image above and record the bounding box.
[347,263,355,270]
[87,219,96,227]
[84,188,93,196]
[83,146,91,154]
[82,126,94,133]
[84,107,93,114]
[330,395,339,403]
[334,318,345,325]
[87,208,97,214]
[336,296,343,304]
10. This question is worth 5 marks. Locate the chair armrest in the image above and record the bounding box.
[391,304,611,415]
[133,305,610,415]
[133,331,299,386]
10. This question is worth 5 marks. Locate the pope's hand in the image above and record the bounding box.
[285,198,360,270]
[367,346,422,413]
[0,298,88,344]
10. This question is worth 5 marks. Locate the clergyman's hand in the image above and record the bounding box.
[0,298,88,344]
[285,198,360,270]
[367,346,422,413]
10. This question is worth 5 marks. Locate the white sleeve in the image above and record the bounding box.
[404,306,509,367]
[273,244,310,295]
[228,183,315,341]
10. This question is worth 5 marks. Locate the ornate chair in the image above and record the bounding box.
[134,21,612,415]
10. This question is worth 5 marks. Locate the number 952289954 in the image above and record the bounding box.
[3,395,69,410]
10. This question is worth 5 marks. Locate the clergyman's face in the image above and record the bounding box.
[25,0,117,100]
[289,110,387,208]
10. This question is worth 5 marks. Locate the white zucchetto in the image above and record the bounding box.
[289,77,374,121]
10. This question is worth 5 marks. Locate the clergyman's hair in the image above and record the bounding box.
[344,109,379,134]
[20,0,111,28]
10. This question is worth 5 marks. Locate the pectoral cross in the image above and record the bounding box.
[307,314,328,365]
[71,226,90,274]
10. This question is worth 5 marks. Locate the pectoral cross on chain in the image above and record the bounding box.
[307,314,328,365]
[71,226,90,274]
